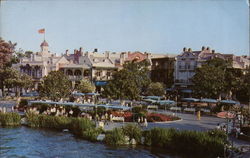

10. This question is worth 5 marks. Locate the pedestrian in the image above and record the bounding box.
[236,126,241,138]
[216,123,220,130]
[144,118,148,127]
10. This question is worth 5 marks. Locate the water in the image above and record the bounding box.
[0,127,179,158]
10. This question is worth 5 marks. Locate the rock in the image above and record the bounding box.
[124,136,130,145]
[21,118,28,125]
[130,138,137,145]
[141,137,145,144]
[62,129,69,132]
[97,134,105,141]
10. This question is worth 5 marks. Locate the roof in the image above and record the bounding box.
[29,100,131,110]
[40,40,49,47]
[60,63,90,69]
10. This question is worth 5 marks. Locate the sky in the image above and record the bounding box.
[0,0,249,56]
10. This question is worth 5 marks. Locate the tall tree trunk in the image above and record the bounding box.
[1,86,4,97]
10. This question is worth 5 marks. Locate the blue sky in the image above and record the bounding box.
[1,0,249,55]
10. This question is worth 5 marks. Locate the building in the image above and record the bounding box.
[13,40,69,89]
[151,56,175,88]
[174,46,250,89]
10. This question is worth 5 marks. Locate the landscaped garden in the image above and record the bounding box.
[0,111,227,158]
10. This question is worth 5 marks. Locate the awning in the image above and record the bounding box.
[145,96,164,100]
[199,98,217,103]
[180,89,193,93]
[85,93,100,96]
[158,100,176,105]
[72,92,85,96]
[29,100,131,110]
[181,98,199,102]
[220,100,240,105]
[95,81,107,86]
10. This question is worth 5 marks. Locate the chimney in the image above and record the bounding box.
[183,47,187,52]
[93,48,98,53]
[202,46,205,51]
[212,50,215,54]
[86,51,90,57]
[65,50,69,56]
[32,54,36,61]
[105,51,110,59]
[120,52,126,65]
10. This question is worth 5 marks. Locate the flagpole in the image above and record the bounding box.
[44,29,45,41]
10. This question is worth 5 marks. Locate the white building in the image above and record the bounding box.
[174,46,250,88]
[13,40,69,89]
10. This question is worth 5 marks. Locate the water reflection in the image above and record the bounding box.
[0,127,177,158]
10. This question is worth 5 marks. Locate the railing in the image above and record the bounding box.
[68,75,83,81]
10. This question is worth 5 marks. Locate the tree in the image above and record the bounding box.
[38,71,72,101]
[0,38,16,68]
[192,58,245,99]
[103,60,150,101]
[0,67,33,97]
[77,79,95,93]
[224,68,244,99]
[146,82,165,96]
[24,51,33,58]
[0,67,18,97]
[192,65,225,98]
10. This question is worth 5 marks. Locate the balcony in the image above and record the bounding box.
[68,75,83,81]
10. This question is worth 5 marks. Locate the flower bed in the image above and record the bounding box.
[146,113,180,122]
[111,111,180,122]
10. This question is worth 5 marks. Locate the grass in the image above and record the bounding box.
[143,128,226,157]
[2,111,227,157]
[25,112,102,141]
[0,112,21,126]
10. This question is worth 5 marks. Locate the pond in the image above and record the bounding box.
[0,127,181,158]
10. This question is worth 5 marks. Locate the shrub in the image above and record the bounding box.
[26,112,71,129]
[0,112,21,126]
[207,129,227,143]
[82,127,103,142]
[143,128,225,157]
[122,124,142,144]
[144,128,176,148]
[104,128,126,145]
[26,113,101,141]
[19,99,28,108]
[171,130,225,157]
[241,126,250,136]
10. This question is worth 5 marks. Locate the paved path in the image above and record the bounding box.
[104,110,225,131]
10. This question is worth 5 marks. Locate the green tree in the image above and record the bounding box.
[24,51,33,58]
[245,68,250,113]
[77,79,95,93]
[38,71,72,101]
[103,60,150,101]
[146,82,165,96]
[0,68,33,97]
[224,68,244,99]
[192,65,225,98]
[192,58,230,99]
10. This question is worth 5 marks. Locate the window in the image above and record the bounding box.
[107,71,111,77]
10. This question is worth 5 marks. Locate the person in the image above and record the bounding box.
[236,126,241,138]
[216,123,220,130]
[144,118,148,127]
